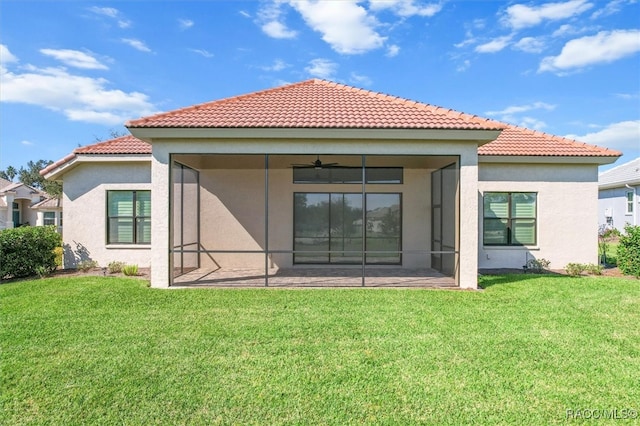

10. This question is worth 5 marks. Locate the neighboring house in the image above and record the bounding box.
[598,157,640,233]
[41,79,620,289]
[0,177,62,231]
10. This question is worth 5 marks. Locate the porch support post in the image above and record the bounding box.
[264,154,269,287]
[458,147,479,289]
[361,155,366,286]
[151,146,170,288]
[5,193,14,229]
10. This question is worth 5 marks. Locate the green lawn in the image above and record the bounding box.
[1,275,639,425]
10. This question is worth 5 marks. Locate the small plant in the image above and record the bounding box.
[526,258,551,273]
[122,264,139,276]
[107,261,126,274]
[565,263,586,277]
[585,263,603,275]
[77,260,99,272]
[53,247,63,268]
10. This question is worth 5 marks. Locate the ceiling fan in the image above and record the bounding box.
[291,155,340,170]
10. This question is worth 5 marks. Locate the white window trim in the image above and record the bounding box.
[626,190,634,215]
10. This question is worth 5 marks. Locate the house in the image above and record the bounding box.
[598,157,640,233]
[41,79,620,288]
[0,177,62,232]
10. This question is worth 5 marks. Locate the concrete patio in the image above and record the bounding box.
[171,267,457,288]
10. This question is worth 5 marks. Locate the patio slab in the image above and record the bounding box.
[171,267,456,288]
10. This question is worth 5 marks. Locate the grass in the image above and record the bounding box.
[1,275,639,425]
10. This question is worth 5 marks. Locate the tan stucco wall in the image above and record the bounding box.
[195,164,432,270]
[478,163,599,270]
[61,162,152,269]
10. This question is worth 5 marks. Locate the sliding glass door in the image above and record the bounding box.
[294,192,401,264]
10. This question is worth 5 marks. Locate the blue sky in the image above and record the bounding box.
[1,0,639,173]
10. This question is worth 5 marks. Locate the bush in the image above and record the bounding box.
[122,264,139,276]
[565,263,586,277]
[526,258,550,273]
[107,261,126,274]
[617,225,640,277]
[0,226,62,279]
[53,246,63,268]
[77,260,99,272]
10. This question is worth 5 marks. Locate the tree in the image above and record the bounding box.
[0,165,17,181]
[0,160,62,198]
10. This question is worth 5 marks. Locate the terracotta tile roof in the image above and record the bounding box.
[74,135,151,154]
[40,135,151,176]
[479,125,621,158]
[127,79,504,130]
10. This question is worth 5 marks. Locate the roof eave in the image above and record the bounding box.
[43,153,152,181]
[479,154,621,165]
[127,127,502,145]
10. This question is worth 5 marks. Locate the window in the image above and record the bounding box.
[43,212,55,226]
[107,191,151,244]
[294,192,401,264]
[483,192,537,246]
[293,167,402,184]
[626,191,634,215]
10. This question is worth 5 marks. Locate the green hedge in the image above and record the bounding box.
[0,226,62,279]
[617,225,640,278]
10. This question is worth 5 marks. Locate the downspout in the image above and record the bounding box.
[626,184,637,226]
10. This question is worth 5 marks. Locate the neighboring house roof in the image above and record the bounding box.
[127,79,504,131]
[43,80,621,177]
[598,157,640,188]
[31,197,62,209]
[0,177,12,191]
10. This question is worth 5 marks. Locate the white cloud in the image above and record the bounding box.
[88,6,132,28]
[0,64,156,125]
[305,58,338,79]
[539,30,640,73]
[513,37,546,53]
[1,44,18,63]
[591,0,626,18]
[475,36,512,53]
[350,72,372,86]
[486,102,556,116]
[40,49,108,70]
[261,59,289,72]
[368,0,443,17]
[386,44,400,57]
[290,1,386,54]
[189,49,214,58]
[566,120,640,157]
[239,10,251,18]
[519,117,548,130]
[121,38,152,53]
[20,140,34,146]
[262,21,298,39]
[179,19,194,30]
[456,59,471,72]
[501,0,593,30]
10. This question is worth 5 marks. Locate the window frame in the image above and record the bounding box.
[626,191,634,215]
[106,190,151,245]
[293,167,403,184]
[293,192,402,265]
[483,192,537,246]
[43,211,56,226]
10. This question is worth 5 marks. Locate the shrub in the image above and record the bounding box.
[53,246,63,268]
[617,225,640,277]
[122,264,139,276]
[77,260,99,272]
[526,258,550,273]
[107,261,126,274]
[585,263,603,275]
[0,226,62,280]
[565,263,586,277]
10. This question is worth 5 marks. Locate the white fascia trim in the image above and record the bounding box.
[44,154,151,181]
[599,180,640,190]
[479,155,620,165]
[128,127,502,144]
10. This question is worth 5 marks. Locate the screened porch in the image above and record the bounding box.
[169,154,459,287]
